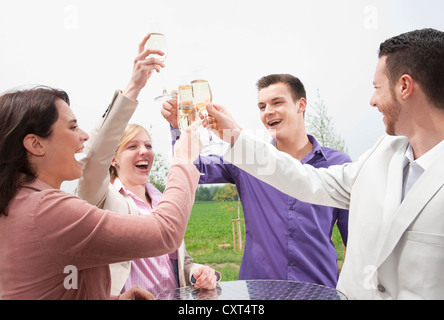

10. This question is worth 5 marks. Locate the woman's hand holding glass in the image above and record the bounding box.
[144,33,176,102]
[122,33,165,101]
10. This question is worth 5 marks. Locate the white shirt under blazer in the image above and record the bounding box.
[224,131,444,300]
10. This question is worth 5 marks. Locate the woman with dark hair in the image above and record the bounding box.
[0,87,71,215]
[0,34,201,300]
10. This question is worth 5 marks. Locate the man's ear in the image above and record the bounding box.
[297,97,308,114]
[398,74,414,100]
[23,134,45,156]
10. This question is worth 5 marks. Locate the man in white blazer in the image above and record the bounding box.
[203,28,444,299]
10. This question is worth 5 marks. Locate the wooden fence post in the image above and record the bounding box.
[232,218,244,251]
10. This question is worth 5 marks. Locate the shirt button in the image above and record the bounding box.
[289,206,294,210]
[289,233,294,238]
[377,284,386,293]
[289,261,295,266]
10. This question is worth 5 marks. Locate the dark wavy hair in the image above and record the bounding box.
[0,86,70,216]
[379,28,444,110]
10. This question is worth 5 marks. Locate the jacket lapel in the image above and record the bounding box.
[380,144,406,225]
[376,157,444,268]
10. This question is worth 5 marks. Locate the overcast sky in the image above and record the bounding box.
[1,0,443,192]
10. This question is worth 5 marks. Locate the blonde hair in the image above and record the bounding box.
[109,124,151,183]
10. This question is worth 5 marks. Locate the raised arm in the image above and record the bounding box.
[37,121,202,268]
[76,34,165,206]
[204,103,359,209]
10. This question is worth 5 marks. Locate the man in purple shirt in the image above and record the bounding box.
[162,74,350,288]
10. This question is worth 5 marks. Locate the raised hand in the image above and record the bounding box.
[122,33,166,101]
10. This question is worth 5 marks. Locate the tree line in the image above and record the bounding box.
[195,184,239,202]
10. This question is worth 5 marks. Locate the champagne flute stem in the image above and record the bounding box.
[206,114,213,142]
[207,127,213,142]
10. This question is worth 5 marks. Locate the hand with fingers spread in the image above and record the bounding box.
[122,33,166,101]
[161,91,179,128]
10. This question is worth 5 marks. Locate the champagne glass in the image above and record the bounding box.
[191,80,211,119]
[177,84,197,131]
[145,33,176,102]
[191,80,217,140]
[177,84,204,175]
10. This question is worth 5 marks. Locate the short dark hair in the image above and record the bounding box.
[0,86,70,216]
[378,28,444,110]
[256,74,306,101]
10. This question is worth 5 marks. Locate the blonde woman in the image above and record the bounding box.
[96,124,220,295]
[76,35,219,296]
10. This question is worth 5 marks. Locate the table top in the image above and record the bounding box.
[156,280,347,300]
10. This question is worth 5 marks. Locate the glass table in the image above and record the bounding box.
[156,280,347,300]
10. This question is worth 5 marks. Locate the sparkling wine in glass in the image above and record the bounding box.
[177,84,197,131]
[145,33,176,102]
[191,80,212,119]
[191,80,219,143]
[146,33,168,62]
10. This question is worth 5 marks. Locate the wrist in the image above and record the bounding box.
[122,84,142,101]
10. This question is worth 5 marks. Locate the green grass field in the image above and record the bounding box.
[184,201,345,281]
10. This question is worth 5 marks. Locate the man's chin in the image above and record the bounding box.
[268,128,277,139]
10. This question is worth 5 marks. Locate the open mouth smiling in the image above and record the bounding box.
[134,160,149,170]
[267,119,282,128]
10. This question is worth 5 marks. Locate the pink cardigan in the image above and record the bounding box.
[0,162,199,299]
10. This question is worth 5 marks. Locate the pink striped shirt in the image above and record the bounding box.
[113,178,178,296]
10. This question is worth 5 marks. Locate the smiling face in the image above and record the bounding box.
[112,129,154,187]
[370,56,403,136]
[35,99,89,187]
[258,82,306,140]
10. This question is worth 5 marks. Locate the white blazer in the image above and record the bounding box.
[224,131,444,299]
[75,91,210,296]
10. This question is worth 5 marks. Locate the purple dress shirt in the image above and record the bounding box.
[172,129,350,288]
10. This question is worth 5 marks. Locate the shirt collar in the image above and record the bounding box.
[420,139,444,170]
[112,177,162,208]
[21,176,54,191]
[308,135,328,159]
[270,135,328,160]
[403,139,444,171]
[112,177,127,194]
